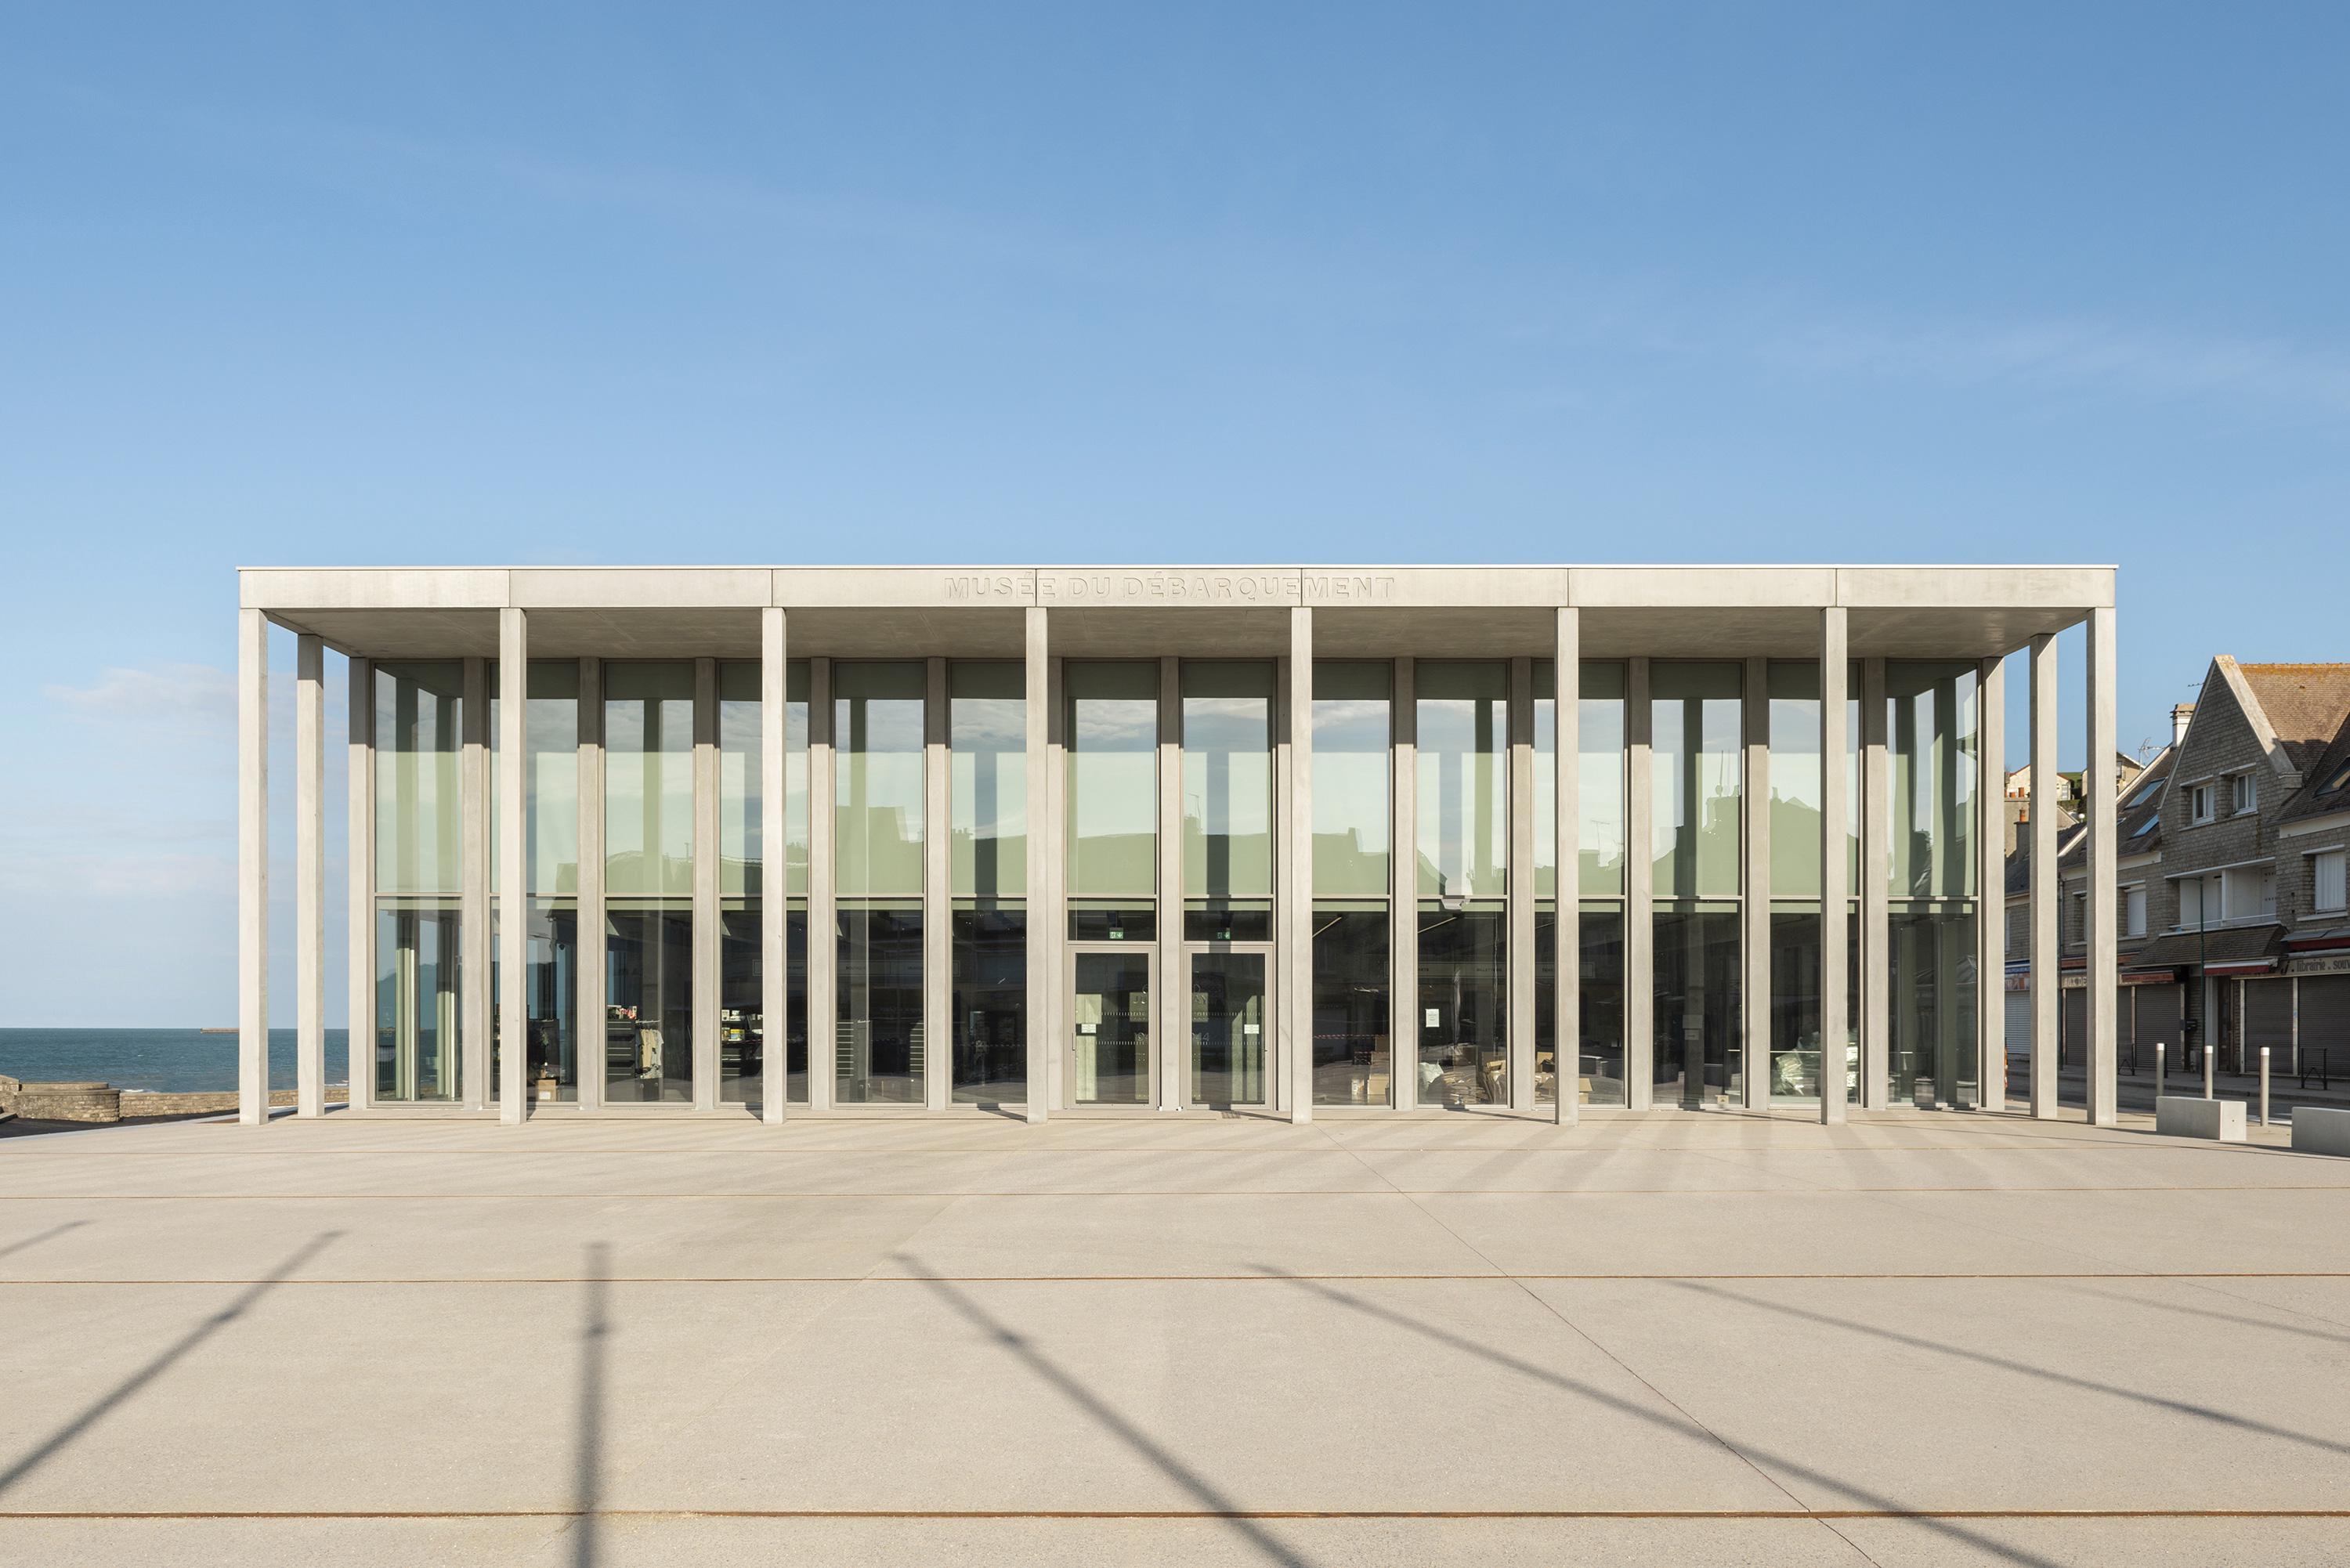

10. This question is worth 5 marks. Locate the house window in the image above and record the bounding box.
[2231,773,2257,815]
[2221,865,2274,922]
[2177,876,2204,927]
[2186,783,2214,825]
[2124,884,2146,937]
[2316,850,2348,914]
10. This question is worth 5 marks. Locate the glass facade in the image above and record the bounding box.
[951,663,1027,1105]
[1651,664,1741,1107]
[1312,906,1389,1105]
[1067,663,1157,899]
[374,660,465,1102]
[953,905,1025,1103]
[1417,663,1508,901]
[1419,905,1506,1107]
[719,662,761,1104]
[1888,661,1979,1106]
[606,662,694,1103]
[1182,663,1274,901]
[837,904,924,1104]
[338,617,1997,1122]
[837,663,926,1104]
[1314,663,1390,1105]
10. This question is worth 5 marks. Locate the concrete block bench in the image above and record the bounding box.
[2156,1096,2244,1142]
[2293,1106,2350,1157]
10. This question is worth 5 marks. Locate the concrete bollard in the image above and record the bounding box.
[2157,1095,2246,1142]
[2260,1047,2270,1128]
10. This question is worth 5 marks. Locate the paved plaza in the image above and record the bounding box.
[5,1109,2350,1566]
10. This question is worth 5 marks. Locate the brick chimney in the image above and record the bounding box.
[2172,703,2195,746]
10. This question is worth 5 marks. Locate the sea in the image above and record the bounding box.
[0,1029,349,1093]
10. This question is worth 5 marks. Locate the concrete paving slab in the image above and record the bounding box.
[5,1111,2346,1564]
[1528,1276,2350,1512]
[1406,1189,2121,1277]
[0,1194,955,1281]
[867,1191,1499,1279]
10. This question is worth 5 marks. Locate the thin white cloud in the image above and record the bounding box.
[45,663,235,725]
[1761,314,2350,416]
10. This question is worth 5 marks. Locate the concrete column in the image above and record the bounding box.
[1022,609,1052,1123]
[1392,656,1418,1110]
[760,611,788,1124]
[1290,610,1316,1123]
[2085,606,2120,1127]
[1625,658,1654,1111]
[498,611,530,1125]
[1977,654,2008,1113]
[2029,634,2061,1118]
[461,656,490,1110]
[1272,650,1293,1118]
[692,657,719,1111]
[1508,656,1536,1112]
[237,608,270,1126]
[1157,656,1184,1110]
[1861,658,1890,1111]
[1553,612,1580,1127]
[808,658,836,1112]
[924,656,950,1111]
[295,634,327,1119]
[1740,656,1770,1111]
[1819,612,1849,1125]
[578,659,606,1113]
[347,658,375,1113]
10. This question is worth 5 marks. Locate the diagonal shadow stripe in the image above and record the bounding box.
[0,1222,86,1261]
[1248,1265,2070,1568]
[0,1230,341,1499]
[1674,1279,2350,1459]
[895,1256,1312,1567]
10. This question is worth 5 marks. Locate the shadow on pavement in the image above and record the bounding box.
[0,1229,341,1500]
[896,1255,1313,1567]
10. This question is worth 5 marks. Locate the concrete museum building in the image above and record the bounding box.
[231,564,2125,1129]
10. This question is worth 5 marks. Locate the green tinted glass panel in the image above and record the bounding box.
[1416,662,1508,900]
[1183,662,1274,901]
[950,661,1026,899]
[835,662,925,898]
[718,661,760,897]
[1887,661,1979,898]
[1066,663,1157,899]
[1313,661,1390,898]
[1768,661,1821,899]
[605,663,694,898]
[1650,663,1741,899]
[375,661,465,896]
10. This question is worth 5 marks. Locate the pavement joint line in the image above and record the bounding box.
[18,1183,2350,1198]
[1308,1121,1824,1523]
[9,1270,2350,1285]
[5,1508,2350,1522]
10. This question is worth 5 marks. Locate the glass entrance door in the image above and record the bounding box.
[1188,946,1271,1107]
[1068,948,1152,1105]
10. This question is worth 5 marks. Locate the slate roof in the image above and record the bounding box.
[2237,662,2350,771]
[2276,710,2350,826]
[2055,745,2172,873]
[2124,925,2282,972]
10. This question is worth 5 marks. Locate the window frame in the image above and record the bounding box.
[2312,848,2348,916]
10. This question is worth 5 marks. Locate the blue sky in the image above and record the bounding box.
[5,4,2347,1025]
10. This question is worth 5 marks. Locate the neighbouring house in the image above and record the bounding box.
[2044,659,2350,1076]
